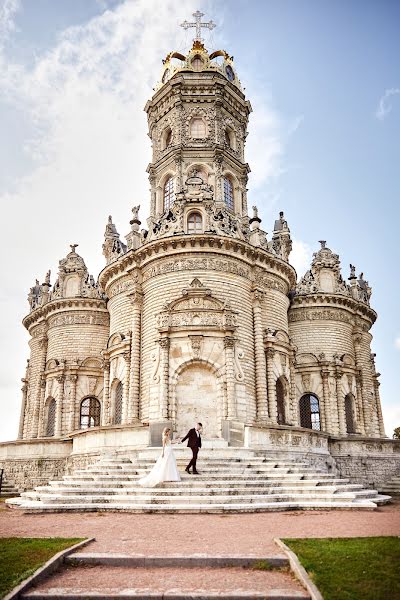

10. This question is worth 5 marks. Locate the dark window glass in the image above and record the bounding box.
[46,398,56,437]
[114,381,123,425]
[164,177,175,211]
[80,397,101,429]
[223,177,234,210]
[345,394,356,434]
[276,378,286,425]
[299,394,321,431]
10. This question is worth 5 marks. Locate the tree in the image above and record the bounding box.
[393,427,400,440]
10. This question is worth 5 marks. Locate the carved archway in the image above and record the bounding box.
[171,359,224,439]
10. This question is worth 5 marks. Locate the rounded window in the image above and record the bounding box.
[80,397,101,429]
[162,127,172,150]
[187,212,203,234]
[223,176,234,211]
[114,380,123,425]
[45,398,56,437]
[225,65,235,81]
[190,118,206,139]
[345,394,356,434]
[299,393,321,431]
[191,55,204,71]
[163,176,175,211]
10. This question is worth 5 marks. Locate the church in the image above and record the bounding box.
[1,13,399,509]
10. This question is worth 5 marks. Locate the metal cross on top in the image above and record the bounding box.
[181,10,216,43]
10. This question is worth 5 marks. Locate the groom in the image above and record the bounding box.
[181,422,202,474]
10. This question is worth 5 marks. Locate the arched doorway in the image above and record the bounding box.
[174,363,220,438]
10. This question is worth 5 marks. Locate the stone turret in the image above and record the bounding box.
[288,240,383,437]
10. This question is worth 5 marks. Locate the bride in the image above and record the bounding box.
[138,427,181,487]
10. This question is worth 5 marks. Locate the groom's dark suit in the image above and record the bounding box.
[181,428,202,473]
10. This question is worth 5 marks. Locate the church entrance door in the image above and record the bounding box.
[175,363,220,439]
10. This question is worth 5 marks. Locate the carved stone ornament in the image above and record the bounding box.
[296,240,371,306]
[157,278,238,332]
[189,335,203,358]
[301,373,311,391]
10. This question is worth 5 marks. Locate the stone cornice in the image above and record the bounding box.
[98,234,297,292]
[290,293,376,325]
[23,297,108,331]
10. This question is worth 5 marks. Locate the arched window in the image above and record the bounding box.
[345,394,356,434]
[223,176,234,210]
[163,176,175,211]
[80,397,101,429]
[114,381,123,425]
[165,129,172,147]
[45,398,56,437]
[299,393,321,431]
[276,378,286,425]
[190,118,206,138]
[187,212,203,234]
[191,55,204,71]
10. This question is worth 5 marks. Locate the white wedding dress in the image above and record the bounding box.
[138,440,181,487]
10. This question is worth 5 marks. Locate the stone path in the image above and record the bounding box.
[1,502,399,555]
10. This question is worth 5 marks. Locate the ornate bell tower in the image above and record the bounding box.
[144,11,252,243]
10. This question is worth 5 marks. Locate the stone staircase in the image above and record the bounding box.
[0,474,19,497]
[6,447,391,512]
[379,473,400,495]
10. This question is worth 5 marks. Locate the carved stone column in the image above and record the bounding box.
[321,368,331,433]
[353,328,375,435]
[266,347,278,423]
[335,370,346,435]
[158,338,170,420]
[102,359,111,426]
[55,375,65,437]
[30,336,48,439]
[122,350,131,424]
[355,372,366,435]
[67,374,78,433]
[373,377,386,437]
[288,353,297,425]
[252,290,268,421]
[149,172,156,215]
[175,155,183,194]
[36,376,47,437]
[128,291,143,423]
[224,336,237,419]
[18,379,29,439]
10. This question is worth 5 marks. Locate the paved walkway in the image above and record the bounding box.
[1,502,399,555]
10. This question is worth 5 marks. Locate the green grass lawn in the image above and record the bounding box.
[0,537,84,598]
[284,536,400,600]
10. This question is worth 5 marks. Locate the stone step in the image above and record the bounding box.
[28,484,364,497]
[20,560,310,599]
[9,499,378,512]
[61,473,342,482]
[25,492,364,505]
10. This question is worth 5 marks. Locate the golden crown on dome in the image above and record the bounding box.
[156,10,242,92]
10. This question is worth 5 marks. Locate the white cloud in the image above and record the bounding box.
[0,0,20,49]
[375,88,400,121]
[290,239,312,280]
[395,337,400,350]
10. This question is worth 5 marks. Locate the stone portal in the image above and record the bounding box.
[175,363,220,438]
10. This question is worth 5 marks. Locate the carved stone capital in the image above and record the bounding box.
[67,374,79,384]
[224,336,236,349]
[158,338,170,350]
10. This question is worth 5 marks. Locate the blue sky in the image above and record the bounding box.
[0,0,398,441]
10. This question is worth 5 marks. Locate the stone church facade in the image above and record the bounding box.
[1,37,398,491]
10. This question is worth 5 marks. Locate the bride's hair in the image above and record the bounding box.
[162,427,170,439]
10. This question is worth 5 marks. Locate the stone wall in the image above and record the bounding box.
[330,436,400,487]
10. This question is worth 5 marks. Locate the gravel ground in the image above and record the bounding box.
[1,502,399,556]
[28,565,305,594]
